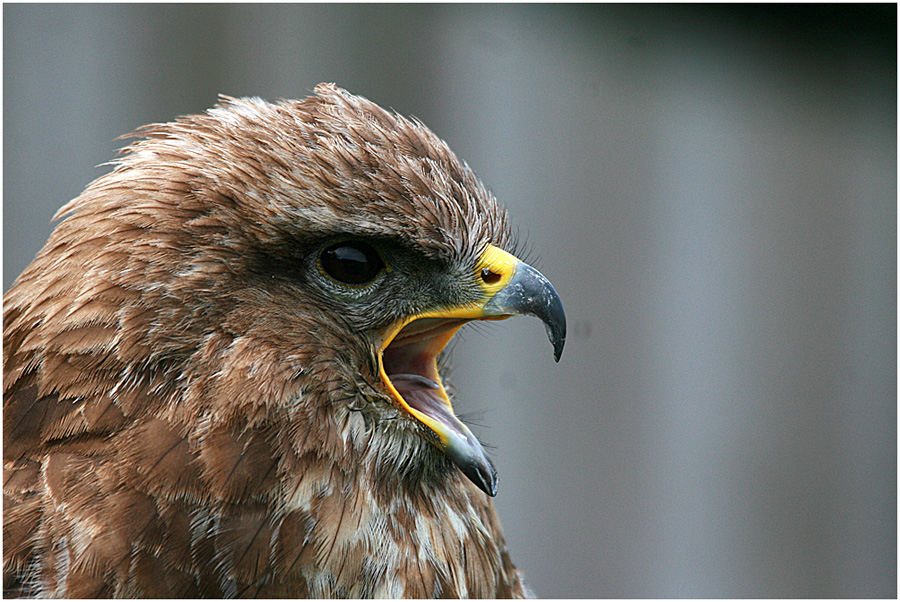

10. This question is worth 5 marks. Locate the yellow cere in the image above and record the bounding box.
[475,245,519,296]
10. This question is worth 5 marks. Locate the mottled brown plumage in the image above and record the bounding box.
[4,83,564,598]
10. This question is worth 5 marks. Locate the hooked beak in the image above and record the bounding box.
[376,245,566,496]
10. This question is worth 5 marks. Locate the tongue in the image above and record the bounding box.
[390,373,440,391]
[388,372,498,496]
[389,373,457,427]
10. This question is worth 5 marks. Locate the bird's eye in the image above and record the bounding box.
[319,241,386,286]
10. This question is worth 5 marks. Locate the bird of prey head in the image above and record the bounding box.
[4,83,565,597]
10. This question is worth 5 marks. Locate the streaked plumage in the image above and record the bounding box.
[3,83,565,598]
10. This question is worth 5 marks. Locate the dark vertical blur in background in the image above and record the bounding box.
[4,4,895,597]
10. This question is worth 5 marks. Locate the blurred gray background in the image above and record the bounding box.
[4,4,896,598]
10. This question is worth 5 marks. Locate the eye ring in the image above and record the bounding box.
[318,240,387,287]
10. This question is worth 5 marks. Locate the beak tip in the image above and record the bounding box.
[548,314,566,362]
[483,469,499,497]
[467,458,499,497]
[443,427,499,496]
[487,259,567,364]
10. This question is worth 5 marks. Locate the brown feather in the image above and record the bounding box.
[4,83,528,598]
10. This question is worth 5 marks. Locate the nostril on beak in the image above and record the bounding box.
[481,268,501,285]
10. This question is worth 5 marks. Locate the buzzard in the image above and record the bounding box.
[3,83,565,598]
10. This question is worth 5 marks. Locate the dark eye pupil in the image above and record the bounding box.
[320,241,384,285]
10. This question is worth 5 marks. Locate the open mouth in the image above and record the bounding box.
[373,244,566,497]
[377,316,499,495]
[381,317,467,426]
